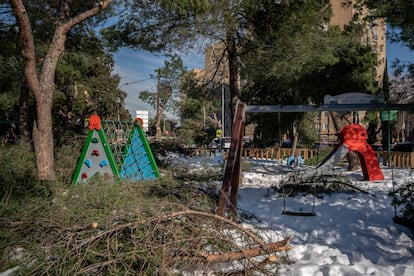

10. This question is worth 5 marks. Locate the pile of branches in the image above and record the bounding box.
[275,170,370,196]
[1,210,292,275]
[391,181,414,221]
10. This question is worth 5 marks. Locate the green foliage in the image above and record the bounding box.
[241,1,379,143]
[304,148,332,166]
[0,142,239,275]
[0,144,42,201]
[54,136,85,184]
[298,113,318,147]
[139,54,186,117]
[179,72,221,146]
[0,28,23,121]
[391,182,414,220]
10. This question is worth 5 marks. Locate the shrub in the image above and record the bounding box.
[391,181,414,220]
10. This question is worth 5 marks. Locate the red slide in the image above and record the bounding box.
[317,124,384,181]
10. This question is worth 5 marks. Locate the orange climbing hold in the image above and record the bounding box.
[89,115,101,131]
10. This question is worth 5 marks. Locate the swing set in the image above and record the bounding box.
[216,94,414,222]
[278,112,318,216]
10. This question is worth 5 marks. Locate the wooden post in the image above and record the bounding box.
[410,152,414,169]
[229,124,244,215]
[217,102,246,217]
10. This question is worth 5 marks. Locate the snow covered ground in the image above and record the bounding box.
[172,154,414,276]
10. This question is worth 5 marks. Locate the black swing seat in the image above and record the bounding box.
[393,216,414,229]
[282,210,316,216]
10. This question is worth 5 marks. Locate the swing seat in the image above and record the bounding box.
[282,210,316,216]
[393,216,414,229]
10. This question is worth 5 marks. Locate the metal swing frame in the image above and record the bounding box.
[216,98,414,218]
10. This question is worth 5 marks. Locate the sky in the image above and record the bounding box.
[164,152,414,275]
[113,39,413,120]
[113,49,204,118]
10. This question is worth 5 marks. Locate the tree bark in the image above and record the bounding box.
[10,0,113,181]
[156,69,162,141]
[18,77,31,143]
[201,237,292,263]
[226,33,240,136]
[329,111,359,171]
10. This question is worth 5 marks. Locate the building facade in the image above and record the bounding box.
[319,0,387,144]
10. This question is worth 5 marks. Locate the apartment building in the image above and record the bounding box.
[319,0,387,144]
[190,1,387,143]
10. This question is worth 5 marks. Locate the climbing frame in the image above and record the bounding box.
[72,115,120,184]
[100,118,159,181]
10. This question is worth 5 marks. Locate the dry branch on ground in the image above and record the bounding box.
[1,209,292,275]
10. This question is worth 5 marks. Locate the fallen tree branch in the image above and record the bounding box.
[159,209,266,247]
[200,236,292,263]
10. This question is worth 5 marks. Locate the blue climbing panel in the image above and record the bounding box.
[119,121,159,180]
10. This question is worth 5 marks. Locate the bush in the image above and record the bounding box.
[304,148,332,166]
[0,144,41,200]
[391,182,414,220]
[0,142,292,275]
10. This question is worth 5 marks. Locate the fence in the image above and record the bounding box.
[187,147,414,169]
[378,151,414,169]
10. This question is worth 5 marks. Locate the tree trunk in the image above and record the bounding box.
[347,151,359,171]
[291,127,299,156]
[11,0,113,181]
[202,237,291,263]
[33,97,55,181]
[329,111,359,171]
[226,33,240,135]
[156,70,162,141]
[18,77,32,143]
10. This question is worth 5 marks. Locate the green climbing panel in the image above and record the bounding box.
[72,115,119,184]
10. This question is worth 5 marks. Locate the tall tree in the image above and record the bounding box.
[103,0,263,132]
[240,1,379,171]
[54,49,130,139]
[7,0,113,181]
[138,54,186,141]
[179,70,221,146]
[241,1,375,142]
[365,0,414,77]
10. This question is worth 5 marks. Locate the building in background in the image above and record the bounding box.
[330,0,386,86]
[135,110,149,132]
[318,0,387,144]
[189,1,387,145]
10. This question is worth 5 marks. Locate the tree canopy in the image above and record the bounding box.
[239,0,378,145]
[365,0,414,77]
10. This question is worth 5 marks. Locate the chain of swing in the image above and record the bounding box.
[279,112,320,217]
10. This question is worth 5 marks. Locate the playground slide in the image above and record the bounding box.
[316,144,349,171]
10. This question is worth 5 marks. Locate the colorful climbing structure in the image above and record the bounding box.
[317,124,384,181]
[73,116,160,184]
[72,115,120,184]
[119,119,160,180]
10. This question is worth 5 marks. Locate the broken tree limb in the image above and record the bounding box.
[159,210,266,247]
[200,236,292,263]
